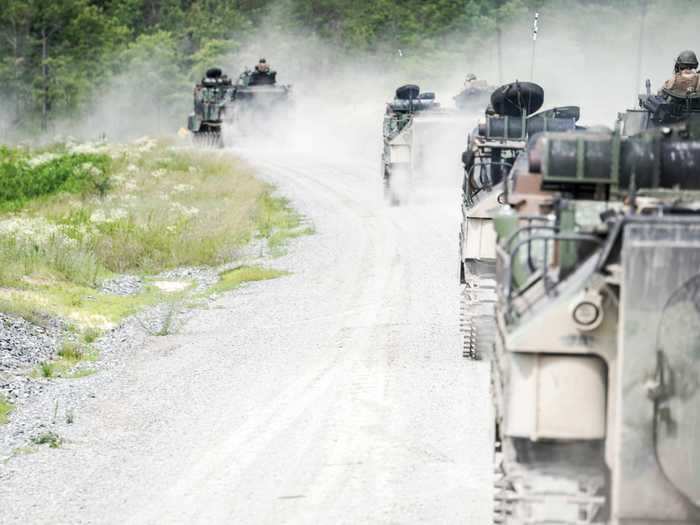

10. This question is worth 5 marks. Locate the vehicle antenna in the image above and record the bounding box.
[530,12,539,81]
[634,0,649,99]
[497,27,503,84]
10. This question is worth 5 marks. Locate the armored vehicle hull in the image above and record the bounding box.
[489,120,700,523]
[227,71,291,139]
[187,67,235,146]
[459,81,580,360]
[187,66,291,146]
[382,85,466,205]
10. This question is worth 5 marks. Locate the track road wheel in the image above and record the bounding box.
[460,273,497,360]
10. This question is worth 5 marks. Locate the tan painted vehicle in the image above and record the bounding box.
[381,84,468,205]
[459,81,581,359]
[489,117,700,523]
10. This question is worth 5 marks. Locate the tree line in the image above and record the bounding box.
[0,0,664,135]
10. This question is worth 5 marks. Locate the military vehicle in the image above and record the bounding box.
[227,64,291,135]
[459,81,581,359]
[488,117,700,523]
[381,84,468,205]
[187,63,291,145]
[381,84,440,204]
[619,78,700,135]
[454,74,494,112]
[187,67,235,146]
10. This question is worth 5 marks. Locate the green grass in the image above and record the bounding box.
[82,327,101,343]
[0,140,311,341]
[208,266,287,295]
[255,193,312,255]
[0,280,166,329]
[0,395,14,425]
[0,147,111,210]
[30,431,62,448]
[57,340,83,362]
[0,297,48,327]
[33,340,99,379]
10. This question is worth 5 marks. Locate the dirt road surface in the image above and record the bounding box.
[0,147,492,524]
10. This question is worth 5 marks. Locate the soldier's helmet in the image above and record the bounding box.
[466,73,477,82]
[259,58,267,64]
[675,50,698,72]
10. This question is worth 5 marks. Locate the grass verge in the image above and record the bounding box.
[0,139,310,384]
[0,139,309,330]
[256,193,313,256]
[32,340,99,380]
[208,266,287,296]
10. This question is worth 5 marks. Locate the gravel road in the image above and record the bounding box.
[0,146,492,524]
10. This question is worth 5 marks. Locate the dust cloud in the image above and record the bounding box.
[45,1,700,173]
[438,1,700,126]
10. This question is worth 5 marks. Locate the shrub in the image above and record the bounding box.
[0,147,112,207]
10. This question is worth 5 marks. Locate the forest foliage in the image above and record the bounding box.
[0,0,683,135]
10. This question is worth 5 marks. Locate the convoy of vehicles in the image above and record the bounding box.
[187,57,700,524]
[187,64,291,146]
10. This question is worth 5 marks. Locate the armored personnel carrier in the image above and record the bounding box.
[230,66,291,120]
[381,84,442,204]
[619,78,700,135]
[488,117,700,523]
[459,81,581,359]
[381,84,470,205]
[187,67,235,145]
[453,74,494,113]
[187,63,291,145]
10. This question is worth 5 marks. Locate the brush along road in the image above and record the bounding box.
[0,150,492,524]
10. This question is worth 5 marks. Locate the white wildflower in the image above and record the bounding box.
[69,142,105,154]
[90,210,107,223]
[172,183,194,193]
[170,202,199,217]
[77,162,102,178]
[27,152,58,168]
[111,208,128,220]
[0,216,66,246]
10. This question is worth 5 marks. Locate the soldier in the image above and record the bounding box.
[662,50,700,92]
[464,73,488,92]
[254,58,270,73]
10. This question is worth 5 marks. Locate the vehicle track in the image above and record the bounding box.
[0,149,492,524]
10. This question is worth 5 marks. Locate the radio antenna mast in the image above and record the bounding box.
[634,0,649,98]
[530,12,539,80]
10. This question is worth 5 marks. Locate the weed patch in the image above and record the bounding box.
[0,147,111,209]
[0,395,14,424]
[30,431,62,448]
[82,327,101,343]
[208,266,287,295]
[256,193,311,255]
[33,340,99,379]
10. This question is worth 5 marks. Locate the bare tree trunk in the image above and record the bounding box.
[41,29,48,132]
